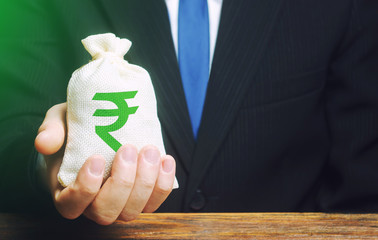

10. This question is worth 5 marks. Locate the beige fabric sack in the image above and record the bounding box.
[58,33,178,189]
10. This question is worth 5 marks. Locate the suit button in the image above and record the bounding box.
[190,189,206,211]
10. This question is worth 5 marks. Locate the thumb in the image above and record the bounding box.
[35,103,67,155]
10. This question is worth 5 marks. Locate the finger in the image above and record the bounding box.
[45,147,65,192]
[84,145,138,225]
[54,155,105,220]
[143,155,176,213]
[35,103,67,155]
[119,145,161,221]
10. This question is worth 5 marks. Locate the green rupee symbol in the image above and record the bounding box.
[92,91,138,152]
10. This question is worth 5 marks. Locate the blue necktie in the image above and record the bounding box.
[178,0,210,139]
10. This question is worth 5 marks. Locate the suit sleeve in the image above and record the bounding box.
[0,1,69,213]
[320,0,378,212]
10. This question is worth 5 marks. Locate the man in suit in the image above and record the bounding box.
[1,0,378,225]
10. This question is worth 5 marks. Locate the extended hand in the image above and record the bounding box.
[35,103,176,225]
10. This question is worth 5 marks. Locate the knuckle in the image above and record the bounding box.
[95,218,116,226]
[50,102,66,112]
[89,213,117,226]
[66,187,76,195]
[46,105,60,118]
[118,178,135,189]
[85,204,119,225]
[40,120,63,135]
[44,103,66,126]
[60,211,80,220]
[55,204,80,220]
[139,178,156,190]
[143,205,158,213]
[109,176,134,189]
[75,184,98,197]
[120,211,139,222]
[45,106,56,116]
[154,184,172,196]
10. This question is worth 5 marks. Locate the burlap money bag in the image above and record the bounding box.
[58,33,178,188]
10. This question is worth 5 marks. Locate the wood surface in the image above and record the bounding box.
[1,212,378,239]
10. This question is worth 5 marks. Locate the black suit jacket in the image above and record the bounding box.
[1,0,378,213]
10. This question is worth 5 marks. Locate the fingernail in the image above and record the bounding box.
[162,157,174,173]
[35,131,50,146]
[121,146,137,164]
[89,157,104,176]
[143,147,160,165]
[37,131,48,140]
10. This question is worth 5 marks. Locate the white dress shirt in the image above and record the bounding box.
[165,0,223,68]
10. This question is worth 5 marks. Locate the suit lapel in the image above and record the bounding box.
[185,0,284,206]
[98,0,195,172]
